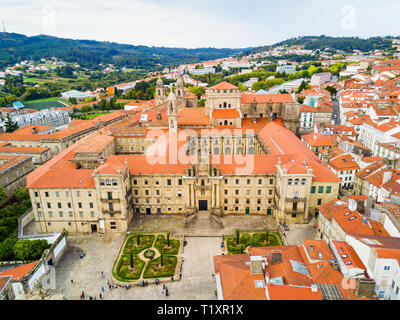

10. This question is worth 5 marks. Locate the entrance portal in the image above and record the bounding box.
[91,224,97,233]
[198,200,208,211]
[146,208,151,215]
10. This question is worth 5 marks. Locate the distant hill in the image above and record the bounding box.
[0,33,245,70]
[245,35,397,55]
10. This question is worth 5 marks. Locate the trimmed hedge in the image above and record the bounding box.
[123,234,155,254]
[142,255,177,279]
[154,235,180,255]
[114,254,145,281]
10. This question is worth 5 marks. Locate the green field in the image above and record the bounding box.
[23,97,69,110]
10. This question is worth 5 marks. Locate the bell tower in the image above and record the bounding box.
[156,77,166,105]
[168,89,177,132]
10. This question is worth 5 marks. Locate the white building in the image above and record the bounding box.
[347,235,400,300]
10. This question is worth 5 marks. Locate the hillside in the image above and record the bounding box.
[245,35,396,55]
[0,33,244,70]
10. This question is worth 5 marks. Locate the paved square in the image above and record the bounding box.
[51,235,221,300]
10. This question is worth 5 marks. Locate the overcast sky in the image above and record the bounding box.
[1,0,399,48]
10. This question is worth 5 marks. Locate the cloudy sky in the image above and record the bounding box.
[1,0,399,48]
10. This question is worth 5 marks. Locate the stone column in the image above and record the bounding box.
[190,184,195,207]
[211,183,215,207]
[186,183,191,207]
[216,183,220,207]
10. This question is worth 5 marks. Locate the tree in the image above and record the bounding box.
[0,238,17,261]
[297,96,305,104]
[5,114,19,133]
[69,97,77,105]
[236,229,240,245]
[0,187,8,208]
[266,229,269,245]
[167,232,170,247]
[130,252,133,268]
[237,83,248,92]
[325,86,337,97]
[160,254,164,266]
[13,239,50,261]
[296,80,310,94]
[137,234,140,245]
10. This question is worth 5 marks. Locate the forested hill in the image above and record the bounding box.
[0,33,245,69]
[245,36,396,55]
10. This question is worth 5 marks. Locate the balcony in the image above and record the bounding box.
[285,197,306,203]
[103,210,121,215]
[101,198,120,203]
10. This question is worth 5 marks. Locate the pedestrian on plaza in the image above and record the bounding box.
[166,288,169,297]
[81,291,85,299]
[99,293,103,299]
[162,284,166,290]
[171,276,174,282]
[155,279,159,285]
[71,279,73,284]
[101,286,104,292]
[89,296,93,300]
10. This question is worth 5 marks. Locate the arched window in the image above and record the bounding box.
[237,147,243,155]
[112,179,117,186]
[225,147,231,154]
[100,179,105,186]
[213,148,220,155]
[223,102,227,108]
[248,147,254,154]
[301,179,306,185]
[106,179,111,185]
[224,120,228,125]
[295,179,299,185]
[288,179,293,186]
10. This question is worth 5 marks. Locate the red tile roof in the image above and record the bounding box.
[0,261,38,281]
[212,109,241,119]
[209,81,238,90]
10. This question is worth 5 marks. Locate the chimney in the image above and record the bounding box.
[309,245,314,253]
[382,171,392,184]
[332,262,340,271]
[356,278,376,299]
[311,284,318,293]
[250,256,264,274]
[271,250,283,265]
[348,198,357,212]
[32,127,37,134]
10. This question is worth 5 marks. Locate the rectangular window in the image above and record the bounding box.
[178,179,183,185]
[45,192,49,197]
[90,202,93,208]
[311,186,316,193]
[47,203,51,209]
[34,192,38,197]
[77,191,80,197]
[59,211,63,217]
[318,186,324,194]
[79,212,83,217]
[167,179,172,186]
[78,202,82,209]
[107,192,112,200]
[326,186,332,194]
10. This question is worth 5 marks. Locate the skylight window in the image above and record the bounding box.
[345,261,352,265]
[341,254,348,258]
[254,280,265,289]
[349,216,357,220]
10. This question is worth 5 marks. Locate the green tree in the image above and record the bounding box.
[297,96,305,104]
[69,97,78,105]
[0,187,8,207]
[167,232,170,247]
[325,86,337,97]
[237,83,248,92]
[0,238,17,261]
[13,239,50,261]
[296,81,310,94]
[236,229,240,245]
[5,114,19,133]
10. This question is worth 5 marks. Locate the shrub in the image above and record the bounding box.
[0,238,18,261]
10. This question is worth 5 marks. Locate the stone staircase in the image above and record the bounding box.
[185,211,224,229]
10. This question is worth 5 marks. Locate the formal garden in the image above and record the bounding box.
[224,229,283,254]
[113,232,182,283]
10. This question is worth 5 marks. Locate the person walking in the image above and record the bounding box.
[81,291,85,299]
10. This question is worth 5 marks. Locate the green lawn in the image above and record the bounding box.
[143,255,177,279]
[114,254,145,281]
[23,97,69,110]
[74,112,110,120]
[154,235,180,255]
[225,231,283,254]
[123,234,155,254]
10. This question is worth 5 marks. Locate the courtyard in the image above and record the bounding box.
[48,214,317,300]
